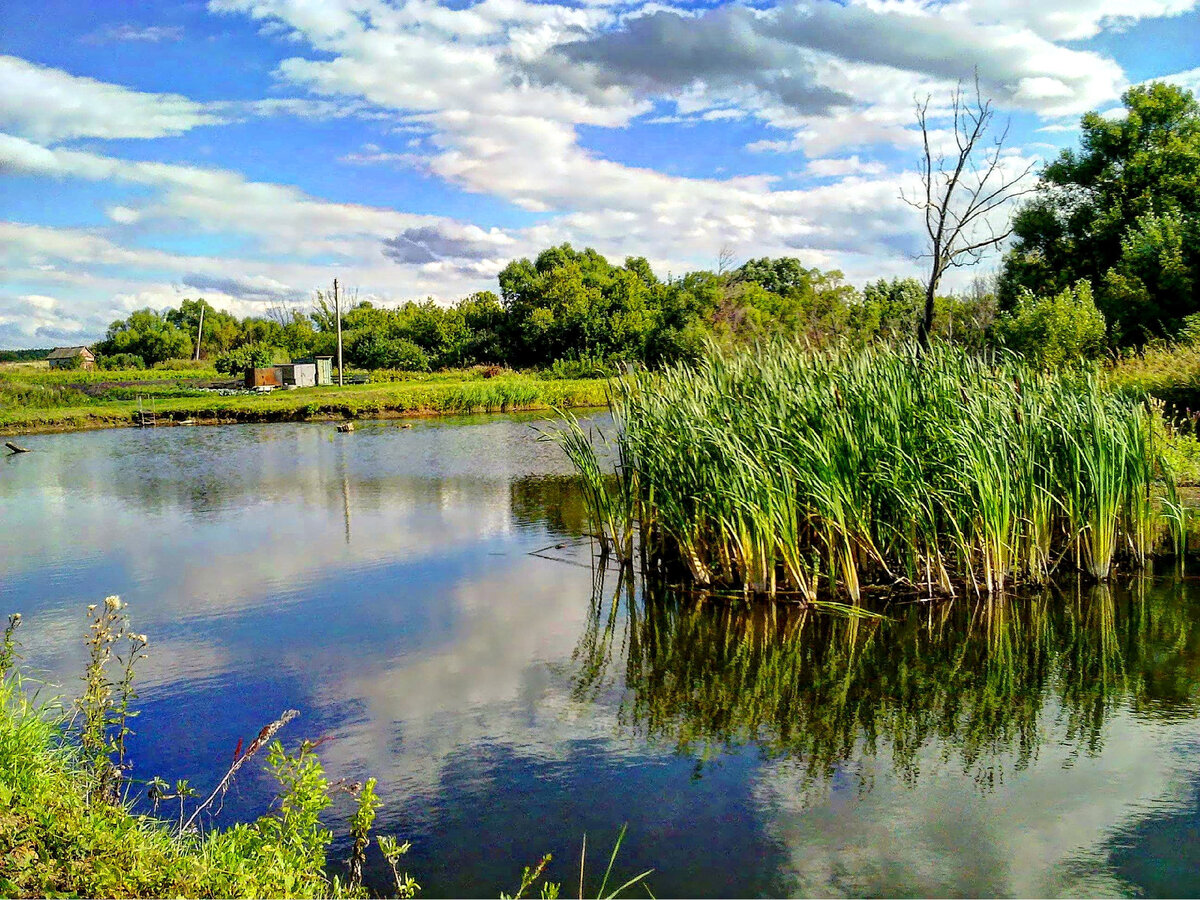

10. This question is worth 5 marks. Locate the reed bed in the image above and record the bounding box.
[557,342,1185,600]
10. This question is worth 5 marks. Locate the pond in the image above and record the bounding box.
[4,414,1200,897]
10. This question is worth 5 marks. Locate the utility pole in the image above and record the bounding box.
[194,304,205,361]
[334,277,344,386]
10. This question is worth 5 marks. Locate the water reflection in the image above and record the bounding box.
[577,575,1200,793]
[7,419,1200,896]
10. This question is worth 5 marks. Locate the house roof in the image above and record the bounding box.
[46,346,93,359]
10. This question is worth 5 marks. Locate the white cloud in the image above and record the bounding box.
[0,55,226,142]
[1146,66,1200,95]
[80,24,186,44]
[803,155,889,178]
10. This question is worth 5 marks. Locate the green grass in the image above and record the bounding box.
[0,365,608,431]
[557,340,1190,600]
[1107,341,1200,406]
[0,674,375,898]
[0,603,652,899]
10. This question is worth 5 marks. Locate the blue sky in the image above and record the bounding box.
[1,0,1198,347]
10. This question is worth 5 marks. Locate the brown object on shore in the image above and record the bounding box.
[5,441,30,454]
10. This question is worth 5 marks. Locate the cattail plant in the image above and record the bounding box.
[554,340,1189,600]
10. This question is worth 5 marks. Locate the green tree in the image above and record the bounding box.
[94,309,192,366]
[1000,83,1200,342]
[166,299,241,357]
[498,244,657,366]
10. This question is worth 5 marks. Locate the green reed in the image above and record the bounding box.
[563,340,1186,599]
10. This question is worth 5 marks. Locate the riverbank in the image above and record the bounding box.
[0,672,374,898]
[0,368,609,434]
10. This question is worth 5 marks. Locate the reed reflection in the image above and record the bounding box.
[575,574,1200,792]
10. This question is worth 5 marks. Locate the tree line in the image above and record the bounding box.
[87,82,1200,375]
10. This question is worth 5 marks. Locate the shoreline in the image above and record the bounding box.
[1,398,609,436]
[0,374,610,436]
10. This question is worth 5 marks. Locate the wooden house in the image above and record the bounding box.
[46,347,95,369]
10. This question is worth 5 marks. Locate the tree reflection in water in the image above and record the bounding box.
[573,572,1200,796]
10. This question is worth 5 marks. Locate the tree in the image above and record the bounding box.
[94,309,192,365]
[166,299,241,357]
[1000,83,1200,343]
[904,77,1035,346]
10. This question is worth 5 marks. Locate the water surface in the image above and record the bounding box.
[4,416,1200,897]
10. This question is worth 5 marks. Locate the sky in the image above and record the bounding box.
[1,0,1198,349]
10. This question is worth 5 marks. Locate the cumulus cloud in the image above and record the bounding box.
[180,273,306,303]
[1149,66,1200,95]
[5,0,1196,346]
[0,56,392,144]
[531,2,1126,122]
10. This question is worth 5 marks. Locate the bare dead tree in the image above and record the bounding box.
[902,76,1036,347]
[264,300,294,328]
[716,244,736,276]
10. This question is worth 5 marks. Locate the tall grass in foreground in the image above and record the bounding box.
[558,341,1189,601]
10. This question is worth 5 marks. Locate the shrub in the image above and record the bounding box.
[99,353,147,370]
[347,332,431,371]
[993,280,1107,368]
[214,344,281,375]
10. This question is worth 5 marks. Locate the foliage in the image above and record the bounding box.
[72,247,1003,378]
[94,309,193,366]
[1001,82,1200,343]
[99,352,147,370]
[993,280,1107,368]
[0,348,51,362]
[346,332,431,372]
[0,602,418,898]
[214,342,282,375]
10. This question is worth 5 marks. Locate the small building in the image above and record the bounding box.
[245,366,282,389]
[47,346,95,370]
[277,362,317,388]
[295,355,334,385]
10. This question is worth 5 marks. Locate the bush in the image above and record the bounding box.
[993,280,1107,368]
[346,332,431,371]
[214,344,281,375]
[99,353,147,370]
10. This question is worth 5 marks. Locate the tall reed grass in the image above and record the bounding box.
[558,341,1186,600]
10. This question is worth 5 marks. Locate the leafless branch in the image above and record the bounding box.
[182,708,299,833]
[907,71,1034,346]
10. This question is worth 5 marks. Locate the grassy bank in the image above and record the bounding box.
[1109,341,1200,413]
[0,604,402,899]
[0,604,651,900]
[556,341,1192,600]
[0,364,608,432]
